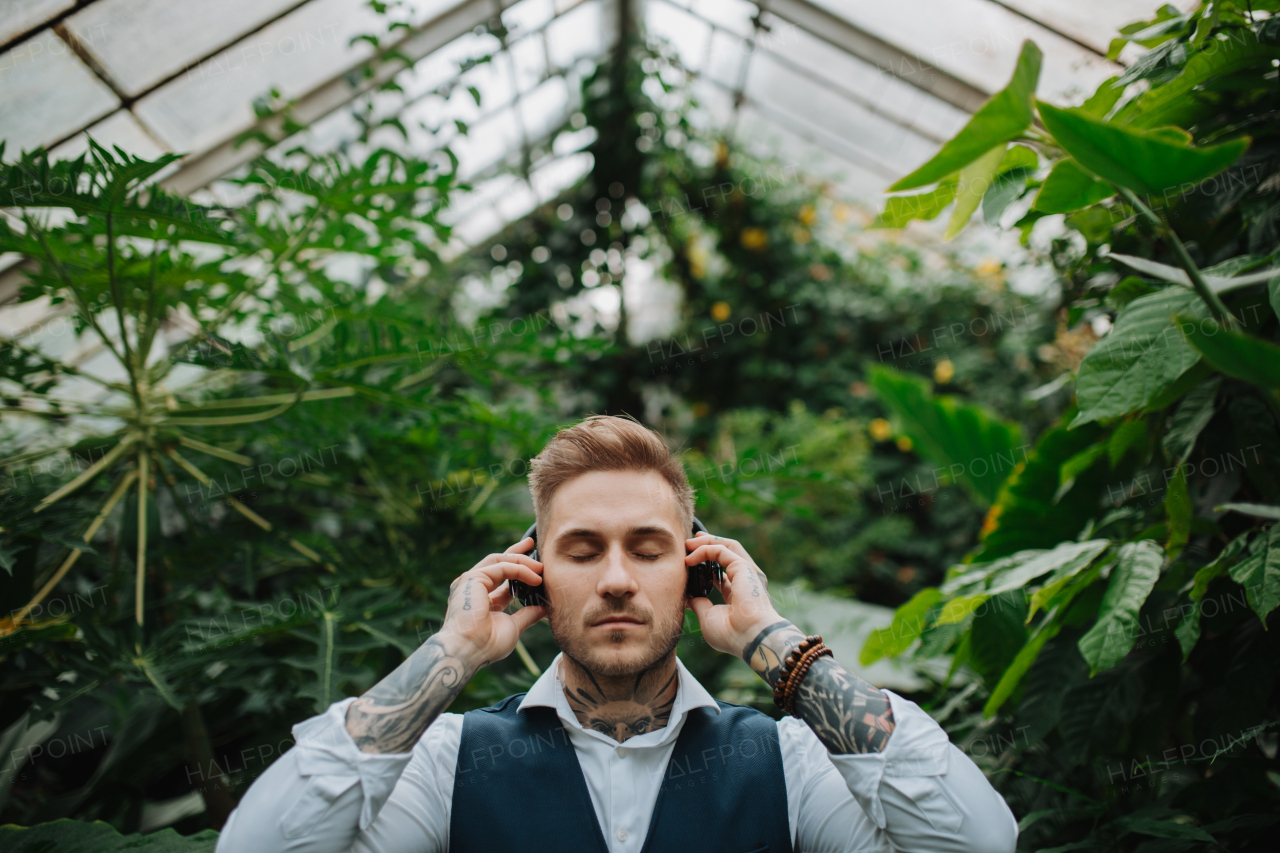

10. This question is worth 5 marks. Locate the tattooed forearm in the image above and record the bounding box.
[792,657,895,754]
[344,635,482,754]
[742,620,896,755]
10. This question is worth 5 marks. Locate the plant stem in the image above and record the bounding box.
[136,448,149,633]
[181,699,235,830]
[11,469,139,624]
[105,212,145,413]
[1116,186,1236,325]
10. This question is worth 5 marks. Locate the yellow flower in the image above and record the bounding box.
[934,359,955,384]
[711,301,731,322]
[741,227,769,251]
[980,504,1003,538]
[869,418,892,442]
[799,204,817,226]
[793,227,811,244]
[693,402,711,418]
[975,257,1005,288]
[833,203,851,222]
[896,435,914,452]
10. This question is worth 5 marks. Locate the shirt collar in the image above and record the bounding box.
[517,652,721,737]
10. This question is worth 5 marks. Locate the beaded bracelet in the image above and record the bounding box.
[783,643,832,716]
[772,635,830,715]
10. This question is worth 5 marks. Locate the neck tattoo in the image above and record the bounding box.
[561,658,679,744]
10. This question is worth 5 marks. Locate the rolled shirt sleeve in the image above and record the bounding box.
[216,697,418,853]
[821,690,1018,853]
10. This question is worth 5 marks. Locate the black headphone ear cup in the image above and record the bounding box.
[510,523,546,607]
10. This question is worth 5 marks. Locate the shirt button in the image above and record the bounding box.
[617,829,628,842]
[616,746,626,758]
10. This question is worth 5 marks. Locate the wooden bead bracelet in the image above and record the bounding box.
[771,635,832,716]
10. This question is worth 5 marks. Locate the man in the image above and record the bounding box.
[217,415,1017,853]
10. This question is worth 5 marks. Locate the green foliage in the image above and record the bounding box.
[867,366,1023,505]
[0,820,218,851]
[0,23,1053,839]
[870,2,1280,848]
[1072,285,1211,426]
[1035,100,1250,195]
[1034,159,1116,214]
[887,41,1042,191]
[1178,314,1280,389]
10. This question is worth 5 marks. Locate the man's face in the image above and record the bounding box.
[541,469,689,677]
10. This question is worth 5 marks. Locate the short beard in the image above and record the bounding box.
[549,598,686,678]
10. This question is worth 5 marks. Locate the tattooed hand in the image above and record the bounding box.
[684,532,784,660]
[344,538,547,753]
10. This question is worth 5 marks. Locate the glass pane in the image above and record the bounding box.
[995,0,1199,55]
[736,104,890,204]
[745,50,938,178]
[51,109,172,160]
[0,0,76,45]
[503,0,557,40]
[530,150,591,202]
[132,0,381,153]
[805,0,1119,104]
[65,0,308,97]
[0,38,118,152]
[453,106,521,180]
[645,1,711,73]
[545,0,608,71]
[757,14,969,146]
[704,28,748,89]
[689,0,757,39]
[519,75,571,143]
[509,30,547,93]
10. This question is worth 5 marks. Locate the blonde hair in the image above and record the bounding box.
[528,415,695,533]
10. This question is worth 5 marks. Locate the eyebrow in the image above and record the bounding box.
[553,526,676,544]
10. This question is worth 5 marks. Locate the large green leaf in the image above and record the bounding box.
[0,820,218,851]
[1108,253,1280,293]
[1036,100,1250,196]
[1033,158,1115,213]
[984,617,1060,717]
[1228,524,1280,625]
[859,587,942,664]
[1073,288,1210,426]
[888,41,1043,191]
[1116,28,1280,129]
[1177,315,1280,388]
[1177,531,1252,660]
[0,145,231,244]
[1166,466,1192,559]
[1162,376,1221,464]
[936,539,1109,625]
[868,365,1023,505]
[1078,540,1165,674]
[976,419,1108,560]
[874,179,957,228]
[945,145,1007,240]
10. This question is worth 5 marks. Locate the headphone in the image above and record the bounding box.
[507,516,725,608]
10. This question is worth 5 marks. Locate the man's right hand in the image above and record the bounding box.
[345,537,547,754]
[437,536,548,669]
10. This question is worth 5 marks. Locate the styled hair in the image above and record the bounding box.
[528,414,695,533]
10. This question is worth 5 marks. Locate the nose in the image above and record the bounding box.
[596,544,639,599]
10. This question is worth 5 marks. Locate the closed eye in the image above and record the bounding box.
[567,553,662,563]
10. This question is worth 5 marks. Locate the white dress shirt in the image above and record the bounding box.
[216,653,1017,853]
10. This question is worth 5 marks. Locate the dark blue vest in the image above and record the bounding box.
[449,692,793,853]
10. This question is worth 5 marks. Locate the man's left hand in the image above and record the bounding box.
[685,533,786,659]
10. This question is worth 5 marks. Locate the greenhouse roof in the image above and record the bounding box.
[1,0,1190,257]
